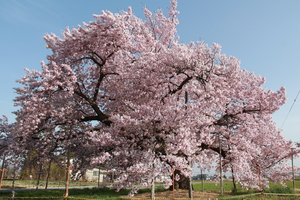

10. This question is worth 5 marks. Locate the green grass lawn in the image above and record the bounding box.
[0,180,299,199]
[0,187,130,200]
[193,180,300,199]
[193,180,237,192]
[1,180,99,189]
[193,180,300,193]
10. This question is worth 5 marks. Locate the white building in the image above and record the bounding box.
[84,168,107,182]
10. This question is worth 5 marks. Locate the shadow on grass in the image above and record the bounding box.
[0,187,131,200]
[136,186,166,194]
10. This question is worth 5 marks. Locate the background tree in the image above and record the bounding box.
[0,116,13,160]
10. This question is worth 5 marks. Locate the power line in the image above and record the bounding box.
[281,90,300,129]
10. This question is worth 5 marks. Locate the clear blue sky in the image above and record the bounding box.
[1,0,300,166]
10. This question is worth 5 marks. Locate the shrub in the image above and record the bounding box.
[264,186,294,194]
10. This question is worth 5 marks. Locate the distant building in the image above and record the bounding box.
[84,169,107,182]
[192,173,208,180]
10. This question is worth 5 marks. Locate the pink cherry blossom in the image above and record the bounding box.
[11,0,298,192]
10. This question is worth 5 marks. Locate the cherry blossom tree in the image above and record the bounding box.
[13,0,297,193]
[0,116,11,154]
[0,116,19,163]
[199,69,294,190]
[0,116,26,187]
[0,116,11,174]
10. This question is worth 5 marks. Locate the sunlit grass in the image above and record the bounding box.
[0,180,300,199]
[1,179,98,189]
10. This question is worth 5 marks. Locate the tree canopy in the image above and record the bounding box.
[12,0,297,193]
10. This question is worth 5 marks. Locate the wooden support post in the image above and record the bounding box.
[291,148,295,192]
[188,176,193,199]
[188,161,193,199]
[97,166,101,188]
[36,164,43,190]
[12,165,16,191]
[201,169,204,192]
[151,178,155,200]
[0,168,6,188]
[0,155,6,189]
[64,166,72,198]
[45,160,52,190]
[172,167,175,200]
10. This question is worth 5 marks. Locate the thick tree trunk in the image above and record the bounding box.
[170,169,193,190]
[65,147,71,198]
